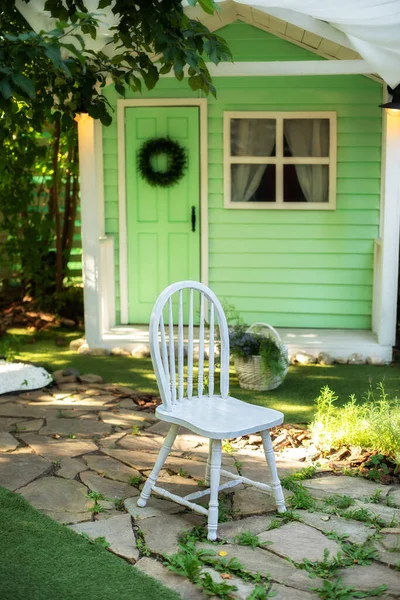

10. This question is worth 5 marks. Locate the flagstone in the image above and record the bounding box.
[155,472,203,498]
[70,514,139,561]
[124,496,185,520]
[388,488,400,506]
[303,475,387,500]
[135,557,207,600]
[19,433,98,460]
[233,486,285,516]
[296,509,375,544]
[39,417,111,438]
[82,453,141,482]
[118,433,163,453]
[0,394,22,404]
[353,501,400,526]
[0,417,22,432]
[102,448,165,471]
[338,563,400,596]
[270,583,318,599]
[18,391,55,402]
[217,515,276,542]
[257,522,341,563]
[0,403,58,419]
[80,470,139,499]
[0,432,19,452]
[36,394,114,411]
[99,409,156,428]
[97,431,128,449]
[140,513,204,555]
[14,419,44,432]
[0,448,50,490]
[42,510,92,525]
[57,457,87,479]
[197,543,323,592]
[19,476,91,513]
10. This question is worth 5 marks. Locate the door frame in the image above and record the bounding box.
[117,98,208,324]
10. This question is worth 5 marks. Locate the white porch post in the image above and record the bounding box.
[376,111,400,348]
[77,115,104,348]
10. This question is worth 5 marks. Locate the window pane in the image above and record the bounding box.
[283,165,329,203]
[231,164,276,202]
[231,119,276,157]
[283,118,330,157]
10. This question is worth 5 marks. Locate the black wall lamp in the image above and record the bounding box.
[380,85,400,117]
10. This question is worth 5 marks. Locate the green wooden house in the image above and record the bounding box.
[20,1,400,362]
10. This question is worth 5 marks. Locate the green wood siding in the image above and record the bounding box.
[102,21,382,328]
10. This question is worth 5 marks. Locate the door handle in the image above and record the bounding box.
[191,206,196,232]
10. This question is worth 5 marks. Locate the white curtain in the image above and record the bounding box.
[284,119,329,203]
[231,119,276,202]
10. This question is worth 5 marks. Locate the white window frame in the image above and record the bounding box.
[223,111,337,210]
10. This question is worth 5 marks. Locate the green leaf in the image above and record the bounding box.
[11,73,36,99]
[98,0,113,7]
[0,78,12,100]
[43,44,62,67]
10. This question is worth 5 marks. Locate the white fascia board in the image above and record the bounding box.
[255,6,357,52]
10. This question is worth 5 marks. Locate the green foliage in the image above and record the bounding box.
[0,1,231,131]
[86,490,106,514]
[229,324,288,380]
[340,542,379,566]
[324,495,355,510]
[0,336,18,361]
[284,482,315,511]
[341,508,386,529]
[310,385,400,464]
[267,510,301,530]
[246,586,276,599]
[199,573,238,599]
[234,531,261,549]
[313,578,387,600]
[129,475,143,487]
[295,549,343,579]
[80,532,111,549]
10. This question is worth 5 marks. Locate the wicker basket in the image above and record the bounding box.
[233,323,289,391]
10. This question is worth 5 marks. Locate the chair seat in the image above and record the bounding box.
[156,395,283,439]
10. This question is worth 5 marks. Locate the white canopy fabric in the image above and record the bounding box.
[16,0,400,87]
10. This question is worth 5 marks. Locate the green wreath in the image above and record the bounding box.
[137,137,187,188]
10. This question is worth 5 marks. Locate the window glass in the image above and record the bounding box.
[231,164,276,202]
[231,118,276,157]
[283,119,330,157]
[283,164,329,203]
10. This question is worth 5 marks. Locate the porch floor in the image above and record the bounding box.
[102,326,392,362]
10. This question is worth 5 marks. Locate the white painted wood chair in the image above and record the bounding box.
[137,281,286,540]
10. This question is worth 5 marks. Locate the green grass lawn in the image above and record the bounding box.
[3,327,400,423]
[0,486,181,600]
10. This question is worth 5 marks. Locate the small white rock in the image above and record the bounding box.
[348,353,365,365]
[366,356,386,366]
[69,338,86,351]
[111,347,131,357]
[131,344,151,359]
[77,343,90,355]
[336,357,348,365]
[317,352,335,366]
[295,352,316,365]
[89,347,110,356]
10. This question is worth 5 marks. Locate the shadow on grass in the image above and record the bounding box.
[3,327,400,423]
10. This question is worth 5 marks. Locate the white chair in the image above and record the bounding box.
[137,281,286,540]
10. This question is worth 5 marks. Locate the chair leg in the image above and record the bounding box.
[204,439,212,485]
[207,438,222,541]
[137,424,179,508]
[261,430,286,514]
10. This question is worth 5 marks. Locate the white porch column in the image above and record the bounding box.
[376,111,400,347]
[77,115,104,348]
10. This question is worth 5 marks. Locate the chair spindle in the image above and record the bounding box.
[178,289,184,401]
[168,297,176,404]
[208,302,215,397]
[198,292,205,398]
[187,288,194,400]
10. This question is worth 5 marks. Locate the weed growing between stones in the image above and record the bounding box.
[324,495,355,510]
[267,509,301,530]
[134,527,151,557]
[129,475,143,488]
[234,531,262,549]
[313,577,387,600]
[80,533,111,550]
[86,491,106,515]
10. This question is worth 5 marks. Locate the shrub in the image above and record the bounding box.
[310,385,400,464]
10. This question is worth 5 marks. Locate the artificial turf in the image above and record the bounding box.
[3,327,400,423]
[0,486,181,600]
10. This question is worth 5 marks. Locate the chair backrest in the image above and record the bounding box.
[149,281,230,411]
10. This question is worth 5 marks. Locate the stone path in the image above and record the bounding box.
[0,376,399,599]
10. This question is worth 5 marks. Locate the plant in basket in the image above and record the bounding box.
[223,303,289,391]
